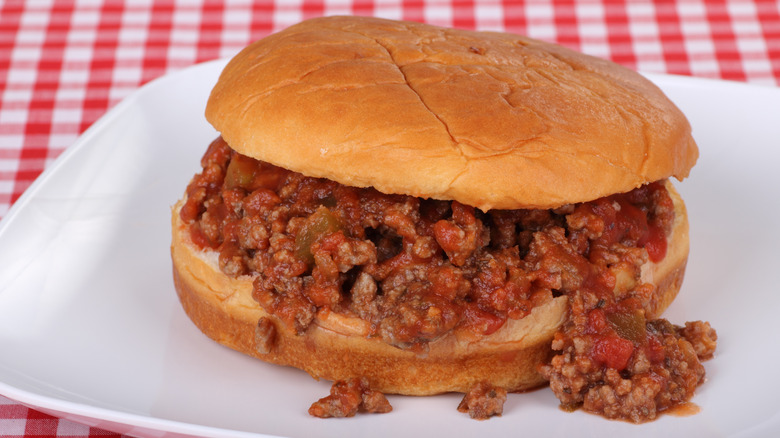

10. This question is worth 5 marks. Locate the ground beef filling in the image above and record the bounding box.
[181,137,716,422]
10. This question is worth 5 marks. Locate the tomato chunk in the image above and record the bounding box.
[591,335,634,371]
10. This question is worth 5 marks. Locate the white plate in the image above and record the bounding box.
[1,59,779,438]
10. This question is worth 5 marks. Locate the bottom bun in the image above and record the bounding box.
[170,183,689,395]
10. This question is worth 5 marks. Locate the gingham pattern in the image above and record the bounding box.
[0,397,120,437]
[1,1,779,436]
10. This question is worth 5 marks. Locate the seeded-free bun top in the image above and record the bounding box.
[205,16,698,210]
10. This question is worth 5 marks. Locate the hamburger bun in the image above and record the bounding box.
[172,16,698,396]
[205,16,697,211]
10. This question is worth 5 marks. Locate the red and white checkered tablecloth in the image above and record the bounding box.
[0,1,778,437]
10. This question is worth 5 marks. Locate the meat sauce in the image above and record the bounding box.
[181,137,716,422]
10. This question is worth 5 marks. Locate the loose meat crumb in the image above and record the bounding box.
[539,302,716,423]
[457,381,508,420]
[679,320,718,360]
[308,378,392,418]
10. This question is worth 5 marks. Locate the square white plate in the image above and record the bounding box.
[1,59,779,438]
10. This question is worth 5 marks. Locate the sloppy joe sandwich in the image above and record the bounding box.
[171,16,716,422]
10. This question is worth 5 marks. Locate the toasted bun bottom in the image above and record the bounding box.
[170,183,689,395]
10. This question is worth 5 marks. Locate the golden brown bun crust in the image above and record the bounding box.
[170,182,690,395]
[205,16,698,211]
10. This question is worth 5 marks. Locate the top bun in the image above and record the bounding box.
[206,16,698,210]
